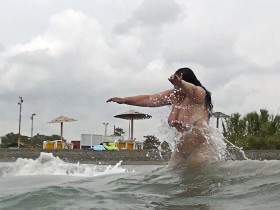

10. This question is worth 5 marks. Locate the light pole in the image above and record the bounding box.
[18,96,23,148]
[102,122,109,136]
[30,113,36,138]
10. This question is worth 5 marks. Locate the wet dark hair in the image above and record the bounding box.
[175,67,213,116]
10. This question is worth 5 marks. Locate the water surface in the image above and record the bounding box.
[1,153,280,209]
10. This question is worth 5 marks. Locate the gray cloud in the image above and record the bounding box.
[0,43,4,52]
[115,0,182,33]
[0,1,280,141]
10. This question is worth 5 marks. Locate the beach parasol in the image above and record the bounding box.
[49,116,77,140]
[212,111,230,128]
[114,110,152,139]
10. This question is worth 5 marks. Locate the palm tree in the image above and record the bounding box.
[223,109,280,150]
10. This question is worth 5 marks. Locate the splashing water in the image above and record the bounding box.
[205,126,228,160]
[224,138,248,160]
[158,119,247,161]
[205,126,248,161]
[157,119,181,151]
[0,152,126,177]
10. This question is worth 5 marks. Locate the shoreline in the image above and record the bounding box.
[2,148,280,164]
[0,159,169,165]
[0,148,171,165]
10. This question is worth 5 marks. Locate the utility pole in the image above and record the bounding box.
[102,122,109,136]
[18,96,23,148]
[30,113,36,138]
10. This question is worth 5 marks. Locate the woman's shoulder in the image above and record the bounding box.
[191,86,206,104]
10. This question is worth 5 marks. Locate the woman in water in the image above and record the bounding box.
[107,68,217,168]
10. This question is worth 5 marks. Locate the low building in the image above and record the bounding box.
[80,134,124,149]
[134,141,143,150]
[81,134,103,149]
[71,140,80,149]
[43,140,66,151]
[117,141,126,150]
[43,141,54,150]
[117,140,143,151]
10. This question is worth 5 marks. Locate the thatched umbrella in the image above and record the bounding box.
[49,116,77,140]
[212,111,230,128]
[114,110,152,139]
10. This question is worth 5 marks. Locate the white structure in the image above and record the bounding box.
[81,134,102,149]
[80,134,124,149]
[0,137,2,145]
[134,141,143,150]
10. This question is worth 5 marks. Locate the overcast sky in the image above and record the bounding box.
[0,0,280,141]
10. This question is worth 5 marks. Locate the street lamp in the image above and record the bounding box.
[30,113,36,138]
[18,96,23,148]
[102,122,109,136]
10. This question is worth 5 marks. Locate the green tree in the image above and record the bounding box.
[223,109,280,150]
[1,132,61,148]
[1,132,29,147]
[223,113,246,146]
[31,134,61,147]
[160,141,171,152]
[143,135,160,150]
[271,115,280,136]
[114,127,125,136]
[244,112,260,136]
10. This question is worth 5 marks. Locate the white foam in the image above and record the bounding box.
[158,119,246,161]
[205,126,227,160]
[157,119,181,151]
[0,152,126,177]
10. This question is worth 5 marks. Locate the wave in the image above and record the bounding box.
[0,152,126,177]
[2,155,280,209]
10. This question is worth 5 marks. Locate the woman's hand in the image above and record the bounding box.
[106,97,126,104]
[168,73,182,88]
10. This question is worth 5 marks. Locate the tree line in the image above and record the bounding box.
[223,109,280,150]
[0,133,61,148]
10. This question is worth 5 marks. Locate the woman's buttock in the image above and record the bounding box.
[170,128,217,169]
[176,127,209,155]
[169,121,193,132]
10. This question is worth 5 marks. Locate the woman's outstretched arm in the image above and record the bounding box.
[106,90,174,107]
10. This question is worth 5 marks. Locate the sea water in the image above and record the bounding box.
[1,153,280,209]
[1,128,280,209]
